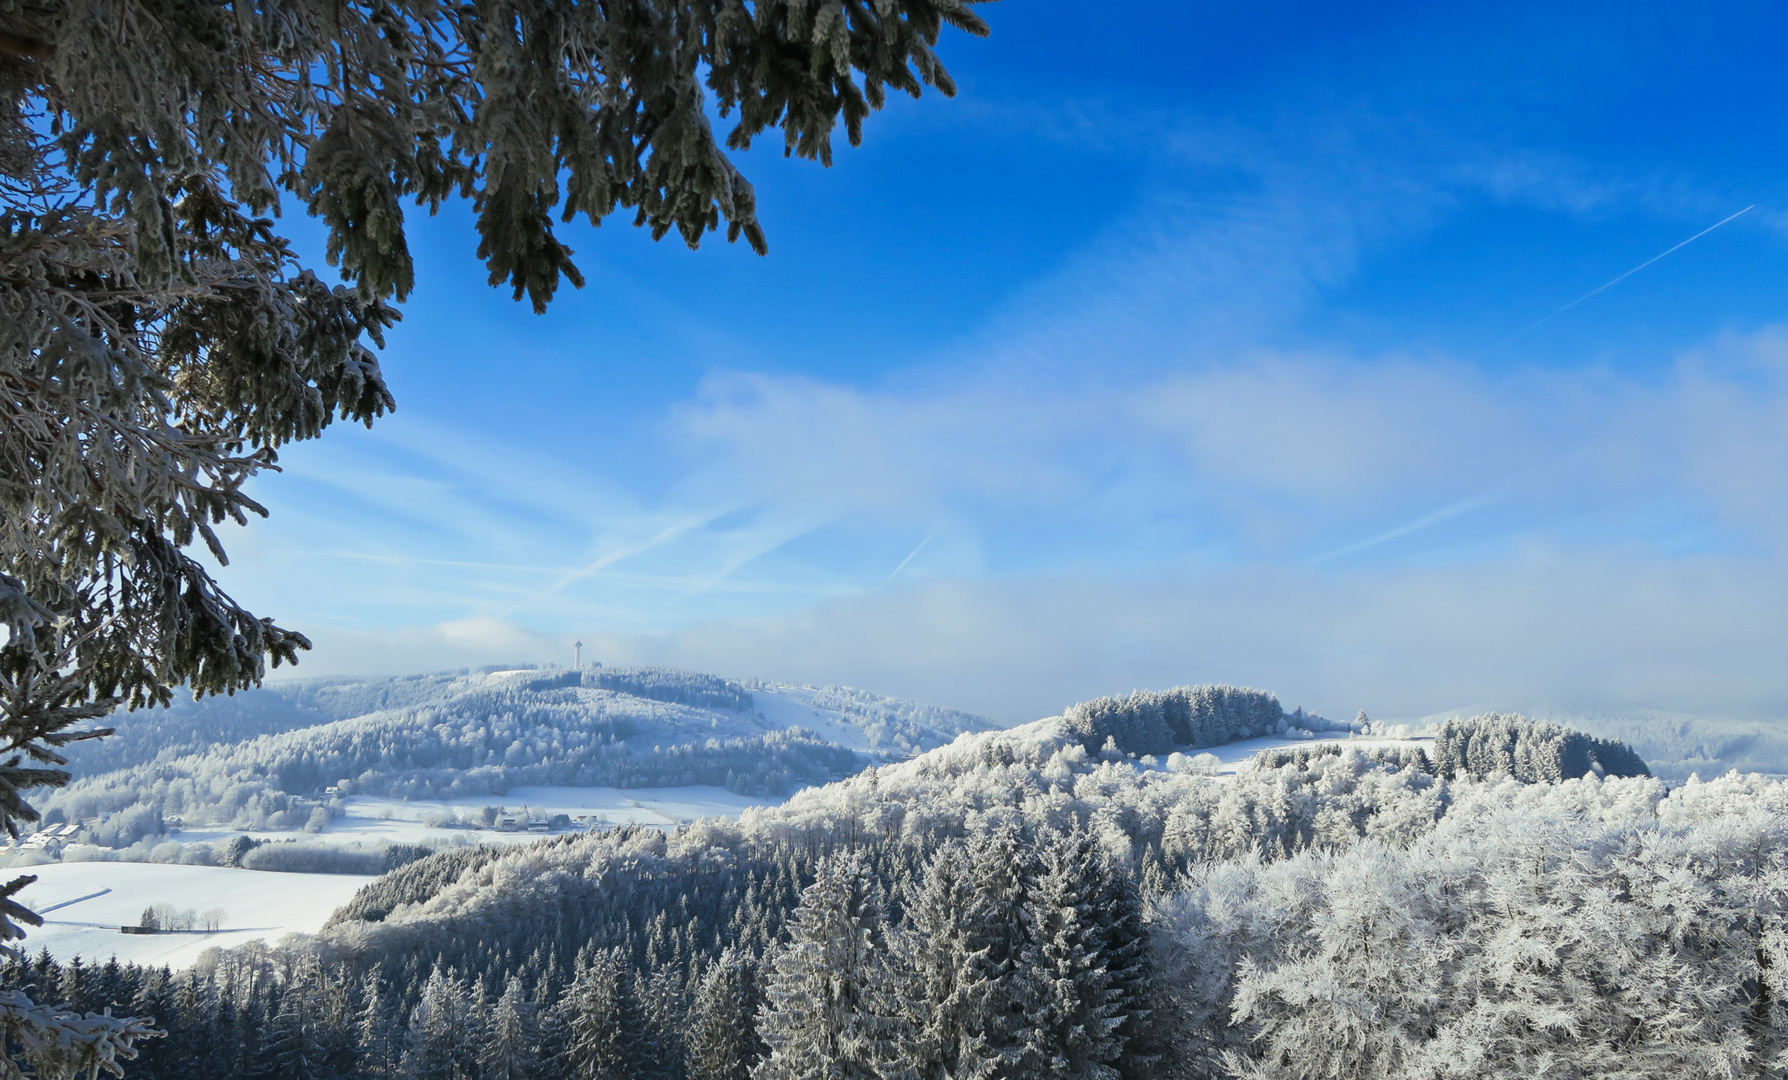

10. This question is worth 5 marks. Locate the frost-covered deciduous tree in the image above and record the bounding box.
[1155,795,1788,1080]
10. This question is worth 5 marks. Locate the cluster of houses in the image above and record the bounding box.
[487,809,620,832]
[8,822,81,857]
[493,809,554,832]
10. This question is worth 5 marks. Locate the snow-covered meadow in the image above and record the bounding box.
[11,862,376,967]
[345,782,780,827]
[161,783,792,852]
[0,786,788,967]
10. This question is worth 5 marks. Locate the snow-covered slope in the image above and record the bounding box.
[747,680,995,754]
[13,862,375,967]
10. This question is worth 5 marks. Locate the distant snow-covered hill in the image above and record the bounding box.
[39,667,997,844]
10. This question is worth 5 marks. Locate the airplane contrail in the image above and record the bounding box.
[275,549,850,594]
[886,528,941,583]
[1308,492,1501,565]
[496,513,720,617]
[1474,204,1754,361]
[678,518,833,600]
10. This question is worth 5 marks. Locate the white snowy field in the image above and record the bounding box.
[339,783,784,831]
[10,862,375,967]
[171,784,789,850]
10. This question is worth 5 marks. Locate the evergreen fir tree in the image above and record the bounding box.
[753,853,890,1080]
[685,949,762,1080]
[319,971,361,1080]
[127,964,176,1078]
[531,964,570,1080]
[639,964,689,1080]
[1082,848,1158,1080]
[403,964,479,1080]
[357,967,401,1080]
[882,841,1001,1080]
[156,967,210,1078]
[556,947,653,1080]
[479,973,538,1080]
[94,956,127,1013]
[878,827,1066,1080]
[1013,829,1128,1080]
[261,962,329,1080]
[964,826,1039,1077]
[57,955,85,1011]
[233,980,270,1080]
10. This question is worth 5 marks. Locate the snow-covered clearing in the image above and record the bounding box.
[171,784,788,850]
[12,862,375,967]
[752,685,877,750]
[340,783,783,831]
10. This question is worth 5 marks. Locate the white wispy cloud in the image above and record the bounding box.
[263,325,1788,717]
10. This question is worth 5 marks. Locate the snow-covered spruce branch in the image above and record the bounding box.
[0,989,160,1080]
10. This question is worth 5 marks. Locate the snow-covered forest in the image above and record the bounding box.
[8,689,1781,1079]
[12,3,1778,1078]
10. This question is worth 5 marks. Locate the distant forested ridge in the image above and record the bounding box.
[18,690,1788,1080]
[35,668,994,845]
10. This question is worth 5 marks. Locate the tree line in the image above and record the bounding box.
[1430,711,1650,782]
[1064,684,1344,756]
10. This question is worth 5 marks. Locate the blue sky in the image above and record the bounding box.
[238,0,1788,724]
